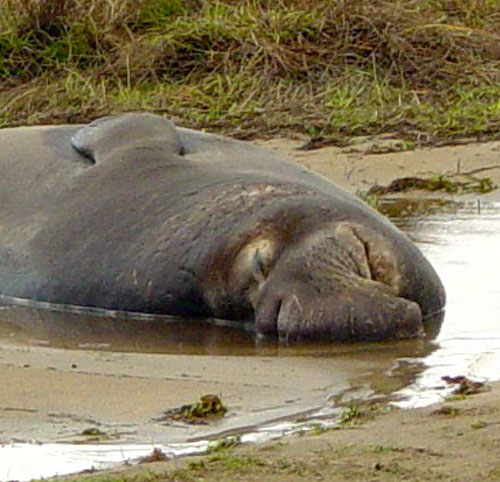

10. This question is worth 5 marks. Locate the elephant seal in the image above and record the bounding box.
[0,113,445,341]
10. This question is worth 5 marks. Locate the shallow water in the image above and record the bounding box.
[0,200,499,481]
[388,200,500,406]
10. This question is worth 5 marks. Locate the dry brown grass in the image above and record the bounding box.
[1,0,500,140]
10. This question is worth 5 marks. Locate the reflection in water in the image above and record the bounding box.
[0,296,440,361]
[0,300,260,356]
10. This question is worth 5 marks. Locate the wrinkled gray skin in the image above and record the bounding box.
[0,113,445,341]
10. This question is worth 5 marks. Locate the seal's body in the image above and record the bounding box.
[0,114,445,341]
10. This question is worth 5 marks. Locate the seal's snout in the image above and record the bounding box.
[261,290,424,342]
[253,277,426,342]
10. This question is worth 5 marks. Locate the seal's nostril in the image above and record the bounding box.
[271,298,283,333]
[255,297,282,336]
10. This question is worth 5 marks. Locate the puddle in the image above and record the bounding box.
[0,200,499,481]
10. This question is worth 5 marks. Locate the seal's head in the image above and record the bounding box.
[204,201,445,342]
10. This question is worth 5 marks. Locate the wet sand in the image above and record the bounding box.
[1,137,500,480]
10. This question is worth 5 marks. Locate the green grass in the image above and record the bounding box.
[1,0,500,141]
[338,402,363,425]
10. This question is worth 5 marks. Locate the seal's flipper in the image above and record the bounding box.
[71,113,183,164]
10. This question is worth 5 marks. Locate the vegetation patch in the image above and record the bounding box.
[1,0,500,142]
[367,174,497,196]
[79,427,114,442]
[159,394,227,424]
[471,420,488,430]
[376,198,457,218]
[338,402,363,426]
[442,375,490,396]
[431,405,462,417]
[138,448,169,464]
[207,436,241,453]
